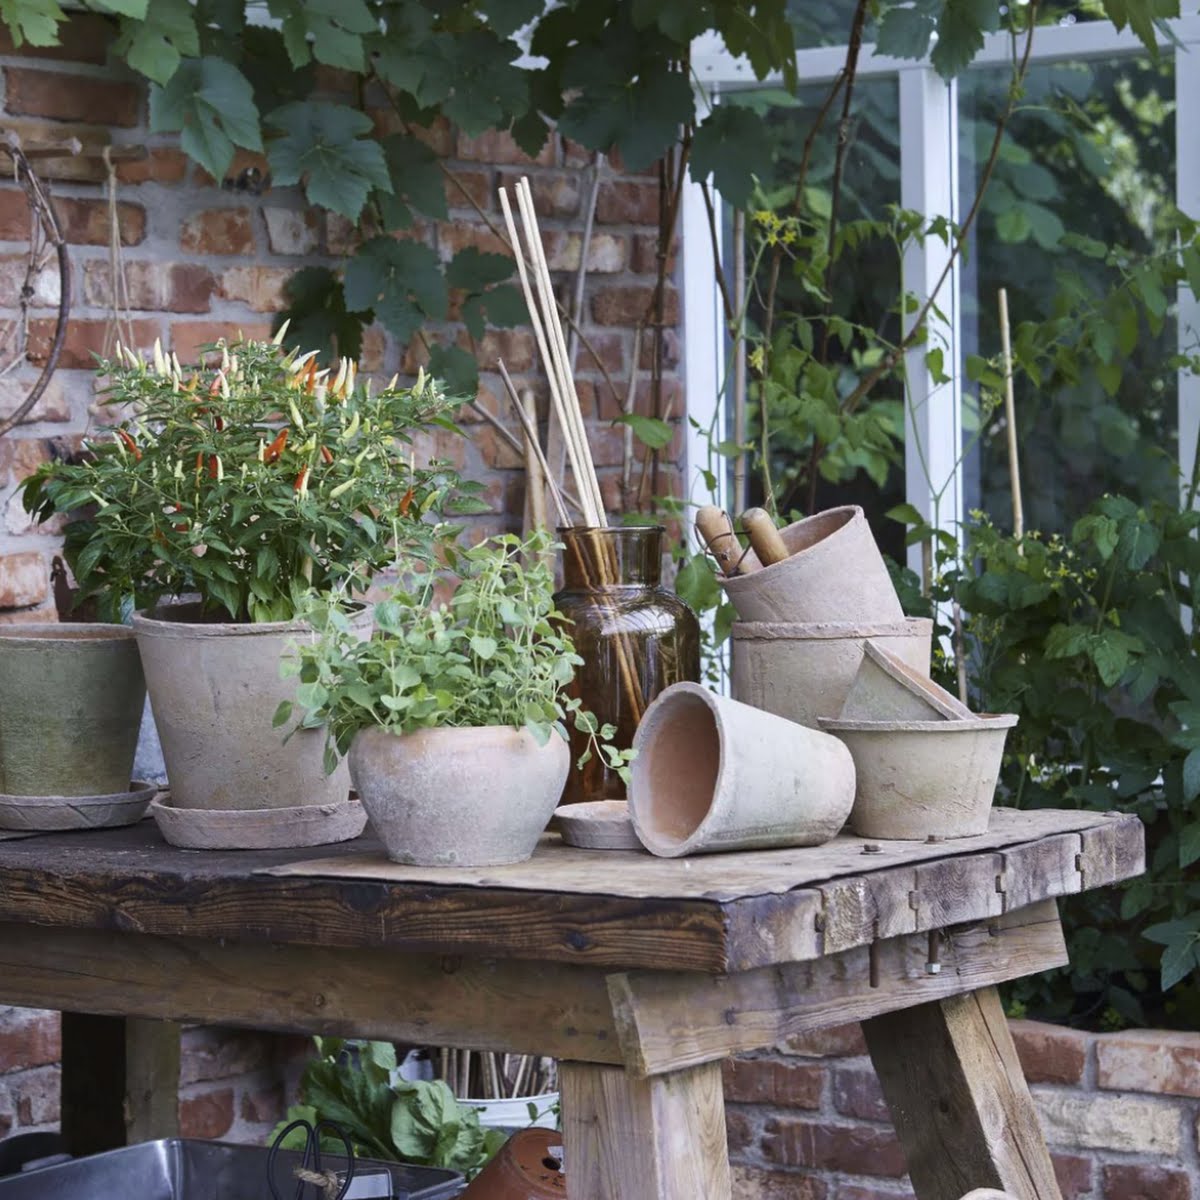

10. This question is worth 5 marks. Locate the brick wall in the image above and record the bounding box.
[0,14,682,618]
[727,1021,1200,1200]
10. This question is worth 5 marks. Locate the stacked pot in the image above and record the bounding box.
[723,505,1016,841]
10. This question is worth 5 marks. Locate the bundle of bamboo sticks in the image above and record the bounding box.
[438,1047,556,1101]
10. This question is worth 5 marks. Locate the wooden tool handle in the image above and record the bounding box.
[695,506,743,576]
[741,507,790,566]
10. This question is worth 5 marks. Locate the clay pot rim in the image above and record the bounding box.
[0,622,136,643]
[132,599,371,639]
[733,617,932,640]
[819,713,1019,733]
[353,723,563,745]
[719,505,862,584]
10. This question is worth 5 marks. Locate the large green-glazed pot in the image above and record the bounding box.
[0,623,146,797]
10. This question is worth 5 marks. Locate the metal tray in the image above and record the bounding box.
[0,1138,463,1199]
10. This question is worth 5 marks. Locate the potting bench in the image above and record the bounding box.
[0,807,1142,1200]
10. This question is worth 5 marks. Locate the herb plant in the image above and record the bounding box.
[21,335,483,623]
[279,530,634,778]
[272,1038,505,1181]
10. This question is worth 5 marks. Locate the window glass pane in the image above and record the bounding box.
[958,55,1177,533]
[731,77,905,557]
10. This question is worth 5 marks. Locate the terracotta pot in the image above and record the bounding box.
[0,623,145,797]
[348,725,570,867]
[131,601,371,820]
[817,713,1019,840]
[841,641,975,721]
[719,505,902,623]
[460,1127,565,1197]
[628,682,855,858]
[731,618,933,729]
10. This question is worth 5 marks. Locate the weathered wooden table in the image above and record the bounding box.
[0,807,1143,1200]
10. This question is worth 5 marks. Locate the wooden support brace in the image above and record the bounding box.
[560,1060,730,1200]
[862,985,1062,1200]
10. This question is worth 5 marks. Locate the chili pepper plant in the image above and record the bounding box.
[22,333,486,623]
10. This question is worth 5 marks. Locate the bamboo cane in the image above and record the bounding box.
[998,287,1024,542]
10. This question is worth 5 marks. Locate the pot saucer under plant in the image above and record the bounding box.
[148,793,367,850]
[0,780,158,832]
[551,800,645,851]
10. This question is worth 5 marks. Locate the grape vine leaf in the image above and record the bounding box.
[149,55,262,182]
[435,30,530,136]
[378,134,448,231]
[267,101,391,220]
[0,0,65,47]
[930,0,1001,79]
[876,1,937,60]
[267,0,377,72]
[89,0,149,16]
[275,266,369,364]
[426,343,481,400]
[479,0,543,37]
[690,104,773,208]
[116,0,199,86]
[343,237,447,344]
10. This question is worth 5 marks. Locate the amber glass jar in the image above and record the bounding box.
[554,525,700,804]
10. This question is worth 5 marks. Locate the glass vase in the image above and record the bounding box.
[554,525,700,805]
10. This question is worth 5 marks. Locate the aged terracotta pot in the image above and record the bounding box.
[840,641,975,722]
[817,713,1019,839]
[132,601,371,846]
[349,724,570,867]
[731,618,933,729]
[460,1127,565,1197]
[0,623,145,798]
[719,505,903,624]
[628,682,855,858]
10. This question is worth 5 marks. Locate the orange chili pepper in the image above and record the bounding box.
[398,486,415,517]
[117,430,141,461]
[194,451,204,474]
[320,445,334,465]
[302,358,319,394]
[293,465,309,492]
[263,428,289,464]
[208,375,222,396]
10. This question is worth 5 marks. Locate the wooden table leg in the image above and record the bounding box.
[560,1060,731,1200]
[61,1013,181,1156]
[862,986,1061,1200]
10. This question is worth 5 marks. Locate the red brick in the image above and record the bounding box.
[474,424,524,471]
[179,208,255,256]
[0,437,51,489]
[0,189,144,246]
[725,1106,755,1154]
[591,284,678,327]
[0,12,111,63]
[5,67,139,127]
[193,149,272,192]
[497,169,580,217]
[832,1065,890,1123]
[457,128,554,167]
[116,147,190,185]
[1012,1021,1090,1086]
[543,230,627,273]
[596,179,661,225]
[0,1011,60,1075]
[0,256,60,308]
[218,265,293,313]
[723,1056,823,1109]
[633,231,678,275]
[325,213,361,256]
[640,328,681,370]
[179,1088,234,1139]
[445,168,493,212]
[595,375,682,422]
[732,1165,828,1200]
[763,1118,907,1176]
[1054,1152,1094,1200]
[1096,1029,1200,1098]
[459,329,535,374]
[1103,1164,1191,1200]
[411,428,466,471]
[359,325,387,374]
[170,321,273,366]
[262,207,321,256]
[12,1065,60,1126]
[438,221,510,262]
[82,261,216,314]
[181,1028,271,1086]
[28,317,161,369]
[241,1083,286,1124]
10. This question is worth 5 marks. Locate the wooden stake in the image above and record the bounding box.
[998,287,1024,541]
[741,507,789,566]
[695,506,743,576]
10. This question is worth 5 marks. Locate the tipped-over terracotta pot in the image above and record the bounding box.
[0,623,145,798]
[732,618,932,729]
[349,724,570,867]
[719,505,903,624]
[840,641,975,722]
[817,713,1019,840]
[628,682,855,857]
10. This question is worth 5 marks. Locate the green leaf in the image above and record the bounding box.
[91,0,148,15]
[150,56,262,181]
[268,0,377,71]
[377,134,448,231]
[479,0,543,36]
[266,101,391,220]
[343,237,447,343]
[931,0,1001,79]
[614,413,673,450]
[276,266,369,364]
[446,248,515,291]
[436,30,530,136]
[470,635,498,660]
[272,700,293,728]
[876,4,936,59]
[0,0,65,47]
[1180,819,1200,869]
[689,104,773,209]
[426,343,480,400]
[116,0,199,86]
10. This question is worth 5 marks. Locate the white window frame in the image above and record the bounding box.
[684,16,1200,566]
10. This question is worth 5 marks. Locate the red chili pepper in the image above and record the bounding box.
[208,375,222,396]
[302,359,319,394]
[215,414,225,432]
[263,428,289,464]
[320,445,334,465]
[207,456,219,480]
[293,465,309,493]
[398,486,415,517]
[117,430,141,461]
[194,451,204,474]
